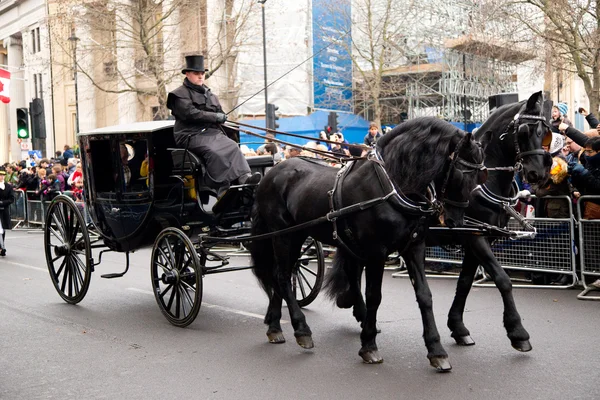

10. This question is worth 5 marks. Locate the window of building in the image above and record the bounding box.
[31,27,41,54]
[33,73,43,98]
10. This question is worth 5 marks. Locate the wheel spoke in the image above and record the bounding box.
[158,245,174,271]
[67,258,74,297]
[70,257,81,294]
[49,226,66,244]
[155,260,170,273]
[51,212,66,239]
[298,265,318,278]
[159,283,174,300]
[174,287,181,319]
[296,272,308,299]
[298,268,314,292]
[165,284,177,311]
[70,220,81,245]
[60,258,70,293]
[54,257,67,280]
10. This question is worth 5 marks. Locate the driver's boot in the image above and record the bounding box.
[238,172,262,185]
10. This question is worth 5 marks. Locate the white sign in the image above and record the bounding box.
[20,142,31,150]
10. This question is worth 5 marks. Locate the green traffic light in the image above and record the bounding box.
[17,129,28,138]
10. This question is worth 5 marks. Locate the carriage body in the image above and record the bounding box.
[78,121,268,252]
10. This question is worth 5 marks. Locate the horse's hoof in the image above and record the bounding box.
[511,340,532,352]
[429,356,452,372]
[267,331,286,344]
[454,335,475,346]
[296,335,314,349]
[359,349,383,364]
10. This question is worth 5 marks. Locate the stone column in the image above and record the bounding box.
[115,0,137,124]
[75,19,97,133]
[162,0,181,95]
[4,35,25,161]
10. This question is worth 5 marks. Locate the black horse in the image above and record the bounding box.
[249,117,486,370]
[438,91,552,350]
[339,91,552,355]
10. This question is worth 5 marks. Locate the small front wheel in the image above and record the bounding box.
[151,228,202,327]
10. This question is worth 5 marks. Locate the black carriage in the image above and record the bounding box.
[44,121,325,327]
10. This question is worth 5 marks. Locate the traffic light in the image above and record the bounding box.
[327,112,338,134]
[30,98,46,139]
[16,108,30,139]
[266,103,279,130]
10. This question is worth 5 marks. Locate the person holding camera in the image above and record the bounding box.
[575,106,600,132]
[167,55,260,196]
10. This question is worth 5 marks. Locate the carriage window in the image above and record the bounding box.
[90,139,118,193]
[119,140,149,193]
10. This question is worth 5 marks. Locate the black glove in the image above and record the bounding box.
[215,113,227,123]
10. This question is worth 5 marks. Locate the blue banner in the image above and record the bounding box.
[312,0,352,113]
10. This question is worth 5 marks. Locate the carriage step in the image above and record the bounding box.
[101,272,127,279]
[100,252,130,279]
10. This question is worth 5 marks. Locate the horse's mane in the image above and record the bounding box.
[377,117,472,196]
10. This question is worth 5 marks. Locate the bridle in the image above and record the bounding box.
[493,113,552,173]
[439,133,487,209]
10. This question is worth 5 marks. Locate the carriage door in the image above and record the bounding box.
[90,137,152,243]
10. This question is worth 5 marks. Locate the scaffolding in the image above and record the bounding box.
[376,35,533,126]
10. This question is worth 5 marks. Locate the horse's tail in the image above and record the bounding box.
[248,204,274,296]
[324,250,357,309]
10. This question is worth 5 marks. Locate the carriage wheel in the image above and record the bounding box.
[293,237,325,307]
[151,228,202,327]
[44,195,92,304]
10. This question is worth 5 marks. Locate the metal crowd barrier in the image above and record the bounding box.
[576,195,600,301]
[393,196,578,289]
[25,191,49,227]
[9,189,27,229]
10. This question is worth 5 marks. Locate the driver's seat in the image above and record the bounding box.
[168,148,219,201]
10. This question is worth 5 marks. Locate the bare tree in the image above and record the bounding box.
[49,0,256,121]
[500,0,600,112]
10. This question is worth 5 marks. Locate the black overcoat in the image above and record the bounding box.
[166,81,250,184]
[0,183,14,230]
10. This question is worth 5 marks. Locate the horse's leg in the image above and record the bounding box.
[403,241,452,371]
[264,291,285,343]
[273,237,314,349]
[447,247,478,346]
[358,258,385,364]
[468,237,531,351]
[334,254,367,324]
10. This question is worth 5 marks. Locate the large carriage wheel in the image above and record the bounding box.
[44,195,92,304]
[151,228,202,327]
[293,237,325,307]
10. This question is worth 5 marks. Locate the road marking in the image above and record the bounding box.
[127,287,287,323]
[5,236,38,240]
[1,260,47,272]
[0,258,287,324]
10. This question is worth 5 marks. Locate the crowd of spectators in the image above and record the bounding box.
[518,102,600,288]
[1,144,83,204]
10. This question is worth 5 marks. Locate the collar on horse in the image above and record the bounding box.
[326,145,485,260]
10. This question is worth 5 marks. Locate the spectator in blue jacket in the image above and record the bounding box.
[363,123,382,146]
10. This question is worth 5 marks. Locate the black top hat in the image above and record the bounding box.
[182,55,209,74]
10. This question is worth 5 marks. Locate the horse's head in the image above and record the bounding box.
[437,131,487,228]
[512,92,553,186]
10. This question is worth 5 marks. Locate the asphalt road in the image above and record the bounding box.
[0,229,598,400]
